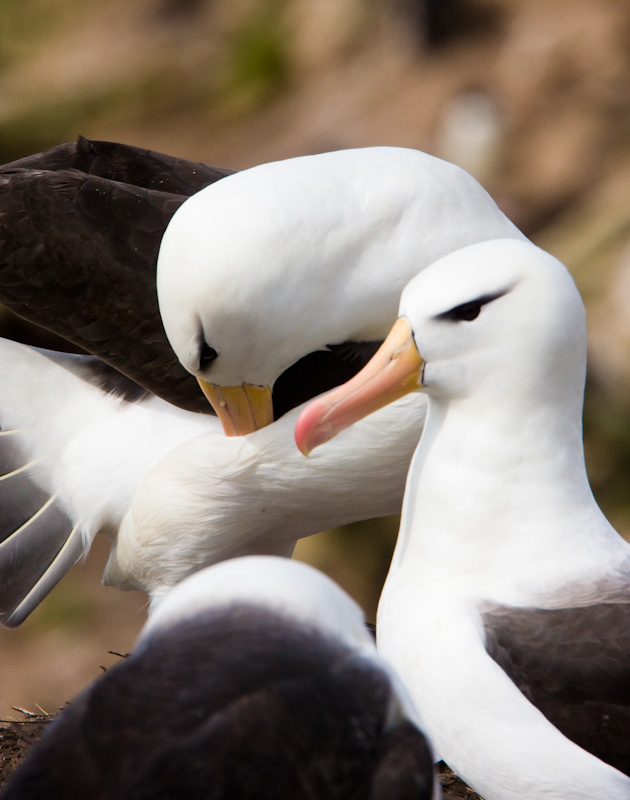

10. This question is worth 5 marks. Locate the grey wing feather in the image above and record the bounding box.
[0,428,85,627]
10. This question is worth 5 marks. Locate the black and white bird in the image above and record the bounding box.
[296,239,630,799]
[0,140,523,625]
[0,556,436,800]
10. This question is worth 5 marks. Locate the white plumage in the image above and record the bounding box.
[296,239,630,800]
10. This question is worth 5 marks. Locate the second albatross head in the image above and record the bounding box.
[295,238,587,455]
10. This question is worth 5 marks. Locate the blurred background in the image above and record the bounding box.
[1,0,630,720]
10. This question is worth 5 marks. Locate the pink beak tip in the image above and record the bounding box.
[295,400,330,456]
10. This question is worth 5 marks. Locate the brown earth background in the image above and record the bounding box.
[0,2,629,777]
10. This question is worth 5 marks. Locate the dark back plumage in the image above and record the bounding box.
[0,604,434,799]
[484,601,630,776]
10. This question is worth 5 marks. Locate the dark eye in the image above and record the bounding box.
[199,342,218,369]
[442,300,481,322]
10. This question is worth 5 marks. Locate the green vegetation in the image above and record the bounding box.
[215,2,291,118]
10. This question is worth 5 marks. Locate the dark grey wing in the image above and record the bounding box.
[0,427,84,628]
[0,167,211,412]
[483,602,630,776]
[1,135,235,195]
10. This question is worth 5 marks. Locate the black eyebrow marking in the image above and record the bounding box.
[436,289,510,323]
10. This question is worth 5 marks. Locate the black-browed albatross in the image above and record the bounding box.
[296,238,630,800]
[0,140,524,626]
[0,556,436,800]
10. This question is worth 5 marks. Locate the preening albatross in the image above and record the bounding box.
[296,239,630,800]
[157,145,526,434]
[0,140,522,624]
[0,556,436,800]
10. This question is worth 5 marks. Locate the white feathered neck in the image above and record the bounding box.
[387,239,626,607]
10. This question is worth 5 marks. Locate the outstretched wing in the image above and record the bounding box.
[0,425,84,628]
[0,337,206,626]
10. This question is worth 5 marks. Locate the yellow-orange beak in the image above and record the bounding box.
[295,317,423,455]
[198,379,274,436]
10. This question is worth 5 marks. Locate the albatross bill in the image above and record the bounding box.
[197,378,273,436]
[296,317,424,456]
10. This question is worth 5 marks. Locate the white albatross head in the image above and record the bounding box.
[157,147,525,435]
